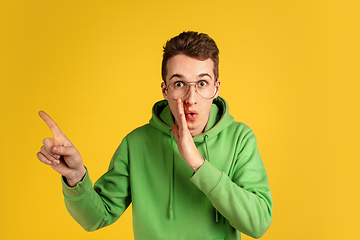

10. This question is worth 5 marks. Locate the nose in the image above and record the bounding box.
[183,84,197,105]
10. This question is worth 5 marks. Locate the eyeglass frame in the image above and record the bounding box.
[165,80,219,100]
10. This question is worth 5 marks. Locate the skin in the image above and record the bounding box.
[161,54,220,171]
[37,54,220,187]
[37,111,86,187]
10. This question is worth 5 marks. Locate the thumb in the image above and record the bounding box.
[52,145,79,158]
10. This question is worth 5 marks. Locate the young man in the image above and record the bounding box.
[37,31,272,239]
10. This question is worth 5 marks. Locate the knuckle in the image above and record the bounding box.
[58,147,63,154]
[40,145,49,154]
[36,152,47,163]
[40,146,55,160]
[43,139,55,151]
[55,146,65,154]
[42,138,52,146]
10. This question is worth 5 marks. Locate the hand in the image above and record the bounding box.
[36,111,86,187]
[171,99,205,172]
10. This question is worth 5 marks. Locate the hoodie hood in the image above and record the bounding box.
[149,96,234,141]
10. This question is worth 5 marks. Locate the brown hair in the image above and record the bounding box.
[161,31,219,82]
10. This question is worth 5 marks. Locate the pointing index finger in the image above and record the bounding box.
[38,111,66,138]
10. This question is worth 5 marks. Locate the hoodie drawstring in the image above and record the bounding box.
[169,131,175,220]
[204,135,210,162]
[204,135,220,223]
[168,133,220,222]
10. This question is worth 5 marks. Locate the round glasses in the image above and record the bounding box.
[165,80,219,100]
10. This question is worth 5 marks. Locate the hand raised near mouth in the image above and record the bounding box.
[171,99,205,172]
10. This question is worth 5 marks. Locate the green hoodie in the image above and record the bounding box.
[62,96,272,240]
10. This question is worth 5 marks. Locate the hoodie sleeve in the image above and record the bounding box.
[62,137,132,231]
[190,130,272,239]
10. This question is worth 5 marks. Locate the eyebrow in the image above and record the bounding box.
[169,74,183,81]
[198,73,212,79]
[168,73,212,82]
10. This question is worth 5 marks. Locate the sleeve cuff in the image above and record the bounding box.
[190,160,223,195]
[62,170,92,198]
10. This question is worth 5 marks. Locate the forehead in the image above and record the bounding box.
[166,54,214,81]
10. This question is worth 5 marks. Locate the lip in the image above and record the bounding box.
[184,110,198,121]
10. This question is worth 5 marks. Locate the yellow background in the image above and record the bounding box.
[1,0,359,239]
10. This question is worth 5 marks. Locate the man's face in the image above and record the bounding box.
[161,54,220,137]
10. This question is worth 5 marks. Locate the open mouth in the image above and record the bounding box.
[185,110,198,115]
[184,110,198,120]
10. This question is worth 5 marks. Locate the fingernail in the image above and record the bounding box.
[54,154,60,159]
[53,146,59,153]
[46,160,51,165]
[54,160,60,165]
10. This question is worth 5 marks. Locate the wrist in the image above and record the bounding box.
[66,166,86,187]
[192,158,205,172]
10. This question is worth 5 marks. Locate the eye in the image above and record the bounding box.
[198,80,208,87]
[174,81,184,88]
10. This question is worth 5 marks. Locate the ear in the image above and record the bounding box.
[214,80,221,98]
[161,82,168,99]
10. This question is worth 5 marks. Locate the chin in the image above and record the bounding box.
[187,124,203,135]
